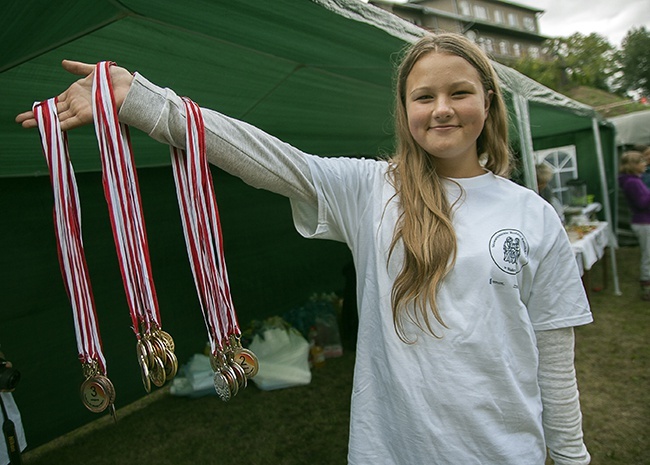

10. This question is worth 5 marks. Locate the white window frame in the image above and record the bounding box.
[473,5,488,20]
[523,16,535,32]
[508,13,519,28]
[534,145,579,206]
[499,40,509,56]
[528,46,540,59]
[459,1,471,16]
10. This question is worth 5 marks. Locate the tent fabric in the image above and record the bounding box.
[609,109,650,147]
[1,0,411,177]
[1,0,611,178]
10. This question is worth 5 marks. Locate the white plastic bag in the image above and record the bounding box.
[170,353,217,398]
[248,327,311,391]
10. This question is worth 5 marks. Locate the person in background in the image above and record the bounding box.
[0,350,26,465]
[618,150,650,300]
[640,146,650,189]
[536,163,565,223]
[16,33,592,464]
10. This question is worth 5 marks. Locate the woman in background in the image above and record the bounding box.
[619,150,650,300]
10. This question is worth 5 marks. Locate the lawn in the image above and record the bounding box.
[22,246,649,465]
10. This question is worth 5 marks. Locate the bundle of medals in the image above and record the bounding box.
[34,61,257,415]
[92,61,178,395]
[171,97,258,401]
[33,97,116,418]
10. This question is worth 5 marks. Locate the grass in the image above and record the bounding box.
[22,246,649,465]
[564,86,648,118]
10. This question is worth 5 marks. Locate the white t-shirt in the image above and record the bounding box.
[291,156,592,465]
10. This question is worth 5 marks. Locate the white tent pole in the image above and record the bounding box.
[513,93,537,190]
[592,117,622,296]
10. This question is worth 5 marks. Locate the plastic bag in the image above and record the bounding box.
[248,327,311,391]
[170,353,217,398]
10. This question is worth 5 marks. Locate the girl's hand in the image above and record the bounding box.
[15,60,134,131]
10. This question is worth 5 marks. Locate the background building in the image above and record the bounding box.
[370,0,549,64]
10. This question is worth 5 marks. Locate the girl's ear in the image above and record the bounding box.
[485,89,494,113]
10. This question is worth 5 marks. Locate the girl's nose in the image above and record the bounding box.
[432,97,453,120]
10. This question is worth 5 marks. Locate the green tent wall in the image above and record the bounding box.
[1,0,617,449]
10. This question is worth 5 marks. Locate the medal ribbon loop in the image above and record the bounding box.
[91,61,161,337]
[33,97,107,376]
[171,98,240,355]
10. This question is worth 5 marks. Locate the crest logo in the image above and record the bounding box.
[489,229,529,275]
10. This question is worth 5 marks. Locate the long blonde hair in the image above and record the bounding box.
[388,33,511,342]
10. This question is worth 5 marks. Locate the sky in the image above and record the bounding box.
[515,0,650,47]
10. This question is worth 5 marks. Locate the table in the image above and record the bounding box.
[568,221,609,298]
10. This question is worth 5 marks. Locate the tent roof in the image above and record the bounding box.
[1,0,604,178]
[609,109,650,147]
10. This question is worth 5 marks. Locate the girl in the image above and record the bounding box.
[17,33,591,464]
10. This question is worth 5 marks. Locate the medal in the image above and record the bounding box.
[171,98,258,400]
[222,365,239,397]
[138,354,151,393]
[92,62,177,392]
[233,347,259,379]
[163,348,178,380]
[80,375,115,413]
[34,98,116,415]
[229,358,247,390]
[213,371,231,402]
[148,355,167,388]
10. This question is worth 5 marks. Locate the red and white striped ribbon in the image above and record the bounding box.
[171,98,240,356]
[33,97,107,374]
[91,61,161,338]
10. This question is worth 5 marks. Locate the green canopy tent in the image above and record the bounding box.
[0,0,617,449]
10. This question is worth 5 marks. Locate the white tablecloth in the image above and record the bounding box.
[569,222,609,276]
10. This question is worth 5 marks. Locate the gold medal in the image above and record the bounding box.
[229,359,247,390]
[233,347,259,378]
[149,355,167,387]
[221,365,239,397]
[150,336,168,361]
[80,375,114,413]
[163,348,178,380]
[158,329,175,352]
[138,354,151,393]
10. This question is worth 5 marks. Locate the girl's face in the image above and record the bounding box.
[405,52,490,178]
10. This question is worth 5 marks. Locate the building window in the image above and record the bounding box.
[459,1,471,16]
[508,13,519,28]
[483,38,494,54]
[473,5,488,20]
[523,16,536,32]
[499,40,509,56]
[513,43,522,57]
[528,46,540,59]
[534,145,579,206]
[494,10,504,24]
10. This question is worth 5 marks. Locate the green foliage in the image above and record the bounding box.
[510,56,563,90]
[512,33,617,93]
[618,26,650,96]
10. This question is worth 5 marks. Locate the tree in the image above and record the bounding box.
[544,33,616,91]
[618,26,650,97]
[511,32,617,93]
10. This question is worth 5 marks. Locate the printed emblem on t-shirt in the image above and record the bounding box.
[488,229,529,275]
